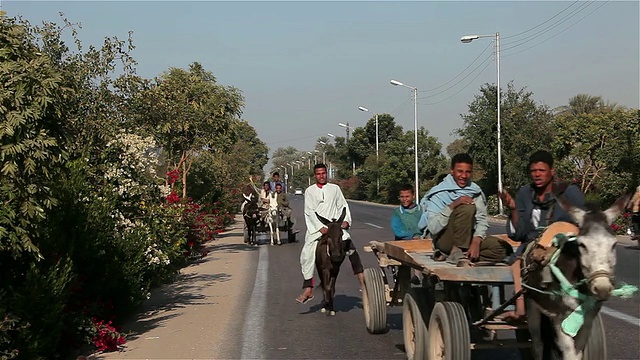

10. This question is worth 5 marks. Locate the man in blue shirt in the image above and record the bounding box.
[391,184,425,240]
[270,172,285,193]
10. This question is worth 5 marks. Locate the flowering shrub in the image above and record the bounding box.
[91,318,126,352]
[611,211,632,235]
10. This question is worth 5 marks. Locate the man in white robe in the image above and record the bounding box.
[295,163,364,304]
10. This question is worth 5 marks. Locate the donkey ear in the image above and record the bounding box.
[316,212,330,225]
[337,207,347,223]
[556,195,587,227]
[604,192,633,225]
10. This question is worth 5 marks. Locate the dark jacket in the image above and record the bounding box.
[507,182,585,246]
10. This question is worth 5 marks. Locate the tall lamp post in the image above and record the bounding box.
[390,79,419,197]
[358,106,380,195]
[318,140,327,164]
[461,32,504,216]
[327,133,336,178]
[338,122,356,175]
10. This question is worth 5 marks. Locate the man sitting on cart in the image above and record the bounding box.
[391,184,425,240]
[499,150,585,320]
[422,153,510,267]
[259,181,273,210]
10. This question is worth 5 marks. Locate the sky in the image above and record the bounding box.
[4,1,639,170]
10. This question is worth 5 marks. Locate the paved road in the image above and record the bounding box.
[233,197,639,360]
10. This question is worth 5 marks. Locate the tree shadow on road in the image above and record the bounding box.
[113,272,232,344]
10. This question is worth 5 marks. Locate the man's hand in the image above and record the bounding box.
[466,236,482,261]
[499,190,516,211]
[341,221,350,229]
[319,227,329,235]
[450,196,474,209]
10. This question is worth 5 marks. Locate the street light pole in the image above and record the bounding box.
[390,80,419,197]
[358,106,380,195]
[461,32,504,216]
[339,122,356,175]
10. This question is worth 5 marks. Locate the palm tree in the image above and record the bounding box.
[554,94,626,116]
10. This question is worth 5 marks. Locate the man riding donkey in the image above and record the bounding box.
[499,150,586,320]
[274,183,299,236]
[420,153,512,268]
[295,163,365,304]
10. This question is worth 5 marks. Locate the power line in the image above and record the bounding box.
[419,42,492,93]
[417,52,494,100]
[502,0,610,58]
[501,0,597,51]
[501,0,581,40]
[417,60,493,106]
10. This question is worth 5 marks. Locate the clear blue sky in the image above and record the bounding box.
[6,1,639,168]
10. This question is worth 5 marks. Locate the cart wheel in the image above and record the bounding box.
[362,267,388,334]
[403,291,428,360]
[583,313,606,360]
[428,301,471,360]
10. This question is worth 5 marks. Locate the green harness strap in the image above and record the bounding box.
[530,233,638,337]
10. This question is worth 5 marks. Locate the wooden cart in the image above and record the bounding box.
[361,236,607,360]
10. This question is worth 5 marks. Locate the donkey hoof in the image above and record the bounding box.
[329,311,336,316]
[320,308,327,313]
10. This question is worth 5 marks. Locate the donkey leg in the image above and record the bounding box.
[320,269,331,313]
[269,222,275,245]
[527,300,544,360]
[554,323,581,360]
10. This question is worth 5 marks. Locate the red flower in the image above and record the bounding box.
[166,192,181,204]
[167,169,180,184]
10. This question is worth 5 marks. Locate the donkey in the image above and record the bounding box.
[259,192,281,246]
[242,192,260,246]
[315,207,347,316]
[524,193,632,360]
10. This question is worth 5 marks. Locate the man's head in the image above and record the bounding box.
[272,172,280,181]
[398,184,415,207]
[275,183,283,193]
[450,153,474,188]
[263,181,271,191]
[313,163,328,185]
[528,150,555,190]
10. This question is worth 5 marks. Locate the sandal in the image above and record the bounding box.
[295,294,314,304]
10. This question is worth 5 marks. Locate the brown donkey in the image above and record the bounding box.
[315,207,347,316]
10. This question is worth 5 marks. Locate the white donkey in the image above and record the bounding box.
[523,193,637,360]
[260,192,281,246]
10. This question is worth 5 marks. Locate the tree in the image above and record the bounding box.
[446,138,470,158]
[456,82,554,195]
[552,109,640,204]
[138,63,244,198]
[553,94,625,116]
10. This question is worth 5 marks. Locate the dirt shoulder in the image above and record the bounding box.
[87,215,256,360]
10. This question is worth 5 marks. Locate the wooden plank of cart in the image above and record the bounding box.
[361,235,532,360]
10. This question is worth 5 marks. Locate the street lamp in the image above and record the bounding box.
[461,32,504,216]
[318,140,327,164]
[338,122,356,175]
[358,106,380,195]
[390,79,419,197]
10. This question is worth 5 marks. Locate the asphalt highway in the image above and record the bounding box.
[231,196,639,359]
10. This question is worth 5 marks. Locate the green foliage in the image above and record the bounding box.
[456,82,554,195]
[0,16,68,258]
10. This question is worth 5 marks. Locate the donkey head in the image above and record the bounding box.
[316,207,347,263]
[557,193,632,301]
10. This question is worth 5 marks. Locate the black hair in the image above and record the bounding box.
[529,150,554,168]
[399,184,414,193]
[313,163,327,172]
[263,181,270,186]
[275,183,282,188]
[272,171,279,176]
[451,153,473,168]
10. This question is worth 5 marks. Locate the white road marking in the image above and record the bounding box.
[240,246,268,359]
[600,306,640,327]
[365,222,383,229]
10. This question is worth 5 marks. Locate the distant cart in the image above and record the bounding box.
[361,236,606,360]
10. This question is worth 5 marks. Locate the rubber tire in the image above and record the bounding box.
[362,267,388,334]
[403,291,429,360]
[583,313,607,360]
[428,301,471,360]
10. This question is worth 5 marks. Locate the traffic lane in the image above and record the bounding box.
[262,196,405,360]
[274,198,638,359]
